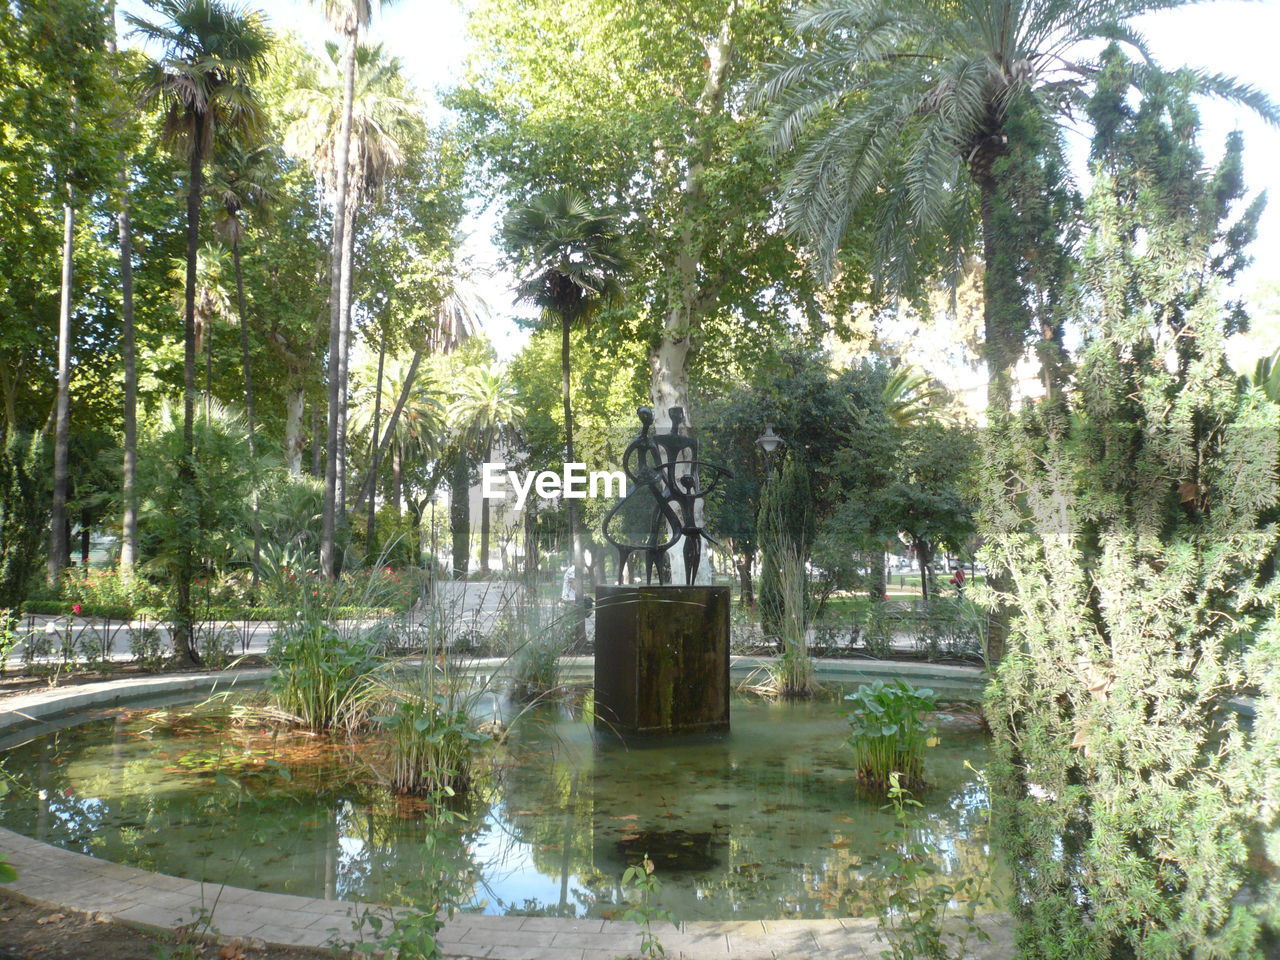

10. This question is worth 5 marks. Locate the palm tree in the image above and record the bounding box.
[130,0,268,663]
[449,365,523,575]
[759,0,1279,408]
[348,262,485,522]
[211,142,276,455]
[289,0,405,575]
[503,188,628,610]
[348,354,445,520]
[211,141,275,577]
[286,45,420,503]
[881,366,945,428]
[106,2,140,575]
[169,244,232,410]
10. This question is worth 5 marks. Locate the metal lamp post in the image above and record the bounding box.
[756,421,784,477]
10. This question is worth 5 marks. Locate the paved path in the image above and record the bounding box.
[0,828,1010,959]
[4,580,538,667]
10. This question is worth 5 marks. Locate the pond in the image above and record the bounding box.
[0,689,999,920]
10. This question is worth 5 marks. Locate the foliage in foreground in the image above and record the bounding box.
[865,772,991,960]
[979,71,1280,958]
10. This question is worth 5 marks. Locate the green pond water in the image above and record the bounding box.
[0,691,998,920]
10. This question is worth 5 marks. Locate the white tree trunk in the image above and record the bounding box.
[48,189,75,585]
[647,2,736,587]
[320,26,358,578]
[285,387,305,475]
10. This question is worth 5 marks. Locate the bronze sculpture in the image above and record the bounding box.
[602,406,732,586]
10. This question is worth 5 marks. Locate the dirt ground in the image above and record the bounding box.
[0,891,331,960]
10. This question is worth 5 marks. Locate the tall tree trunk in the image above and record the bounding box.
[173,139,206,666]
[108,8,138,575]
[916,540,931,605]
[561,318,584,616]
[321,26,358,578]
[480,436,492,575]
[736,549,754,606]
[976,162,1016,664]
[232,242,261,577]
[648,2,736,586]
[285,387,305,475]
[204,303,214,415]
[450,449,470,579]
[351,344,424,513]
[311,401,323,477]
[48,185,75,587]
[365,331,386,555]
[867,548,886,601]
[335,195,358,525]
[391,444,402,515]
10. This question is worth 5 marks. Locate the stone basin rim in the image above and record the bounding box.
[0,663,1008,960]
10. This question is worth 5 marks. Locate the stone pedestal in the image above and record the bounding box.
[593,585,730,736]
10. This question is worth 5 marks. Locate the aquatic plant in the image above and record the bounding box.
[374,644,494,798]
[845,679,937,791]
[266,551,423,731]
[620,856,677,958]
[509,628,565,702]
[865,772,991,960]
[381,695,484,797]
[741,544,816,700]
[267,621,383,731]
[773,544,815,699]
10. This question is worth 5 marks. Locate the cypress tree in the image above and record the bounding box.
[981,56,1279,958]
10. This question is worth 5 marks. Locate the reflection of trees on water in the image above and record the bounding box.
[494,709,612,916]
[490,708,1000,920]
[0,700,1003,920]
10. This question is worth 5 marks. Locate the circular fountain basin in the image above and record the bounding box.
[0,682,997,922]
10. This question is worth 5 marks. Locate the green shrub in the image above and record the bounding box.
[380,693,486,797]
[267,621,384,731]
[196,623,238,669]
[0,611,20,677]
[0,777,13,882]
[844,679,937,791]
[0,432,47,620]
[128,621,168,668]
[60,567,161,611]
[23,600,137,619]
[510,628,564,702]
[862,604,895,659]
[914,598,984,662]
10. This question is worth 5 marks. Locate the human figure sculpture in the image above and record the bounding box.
[602,407,732,585]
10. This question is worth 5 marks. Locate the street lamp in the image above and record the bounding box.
[756,421,784,476]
